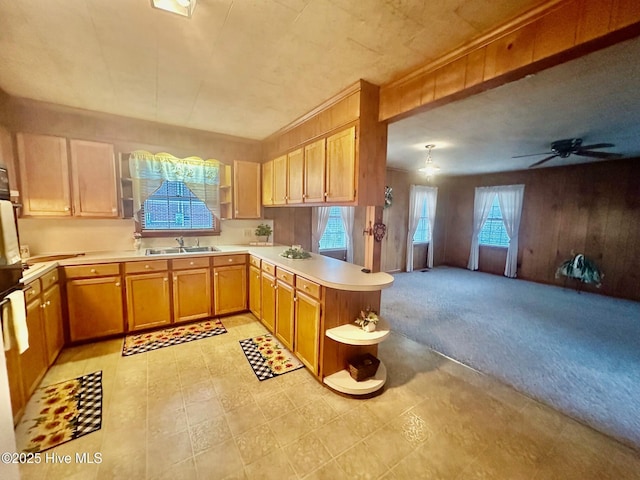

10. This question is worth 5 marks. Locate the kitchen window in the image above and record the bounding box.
[129,151,221,235]
[319,206,346,250]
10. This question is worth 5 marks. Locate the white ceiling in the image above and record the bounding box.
[0,0,638,176]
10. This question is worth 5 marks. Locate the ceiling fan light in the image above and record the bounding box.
[151,0,196,17]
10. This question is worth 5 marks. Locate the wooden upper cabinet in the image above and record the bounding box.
[70,139,118,217]
[272,154,288,205]
[304,139,326,203]
[233,160,261,218]
[287,148,304,204]
[262,160,274,206]
[17,133,71,216]
[17,133,119,217]
[326,126,356,203]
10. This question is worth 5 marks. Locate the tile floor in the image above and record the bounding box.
[17,313,640,479]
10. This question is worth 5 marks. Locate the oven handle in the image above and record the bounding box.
[0,286,32,308]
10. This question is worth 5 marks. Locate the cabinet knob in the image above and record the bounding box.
[64,206,71,211]
[174,277,177,282]
[190,261,194,266]
[90,268,97,273]
[164,277,168,282]
[40,303,46,309]
[115,282,121,287]
[324,192,328,197]
[228,258,233,263]
[304,285,309,290]
[52,277,57,282]
[145,264,150,269]
[215,273,218,277]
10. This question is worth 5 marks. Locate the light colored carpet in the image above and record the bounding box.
[381,266,640,450]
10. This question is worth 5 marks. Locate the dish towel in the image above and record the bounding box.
[2,289,28,353]
[0,200,20,265]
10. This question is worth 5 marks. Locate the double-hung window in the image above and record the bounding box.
[319,206,347,251]
[129,151,221,235]
[412,198,431,244]
[479,196,510,247]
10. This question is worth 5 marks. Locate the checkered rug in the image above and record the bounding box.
[17,371,103,453]
[122,319,227,356]
[239,334,304,381]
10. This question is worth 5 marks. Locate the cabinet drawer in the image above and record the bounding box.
[64,263,120,279]
[276,268,294,286]
[124,260,168,274]
[212,254,246,267]
[24,280,41,301]
[261,261,275,275]
[296,276,321,299]
[249,255,261,268]
[40,269,59,290]
[172,257,210,270]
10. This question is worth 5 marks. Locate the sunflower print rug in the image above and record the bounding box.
[122,319,227,356]
[239,334,303,381]
[16,371,102,453]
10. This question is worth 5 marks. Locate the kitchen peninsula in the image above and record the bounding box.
[18,246,394,409]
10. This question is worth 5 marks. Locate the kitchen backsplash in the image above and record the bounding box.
[17,218,274,256]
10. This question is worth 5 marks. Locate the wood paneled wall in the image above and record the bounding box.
[264,207,313,252]
[440,158,640,301]
[0,97,262,164]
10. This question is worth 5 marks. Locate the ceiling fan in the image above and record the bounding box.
[513,138,622,168]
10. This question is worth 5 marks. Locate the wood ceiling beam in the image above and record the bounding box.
[379,0,640,124]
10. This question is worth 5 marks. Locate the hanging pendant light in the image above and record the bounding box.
[151,0,197,18]
[419,144,440,180]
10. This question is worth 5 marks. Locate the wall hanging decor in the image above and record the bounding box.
[373,223,386,242]
[384,186,393,208]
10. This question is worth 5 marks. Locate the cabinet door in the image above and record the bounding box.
[272,154,288,205]
[249,265,261,319]
[213,265,247,315]
[262,160,274,206]
[233,160,261,218]
[326,126,356,203]
[20,299,48,399]
[172,268,212,323]
[126,272,171,331]
[17,133,71,216]
[295,291,321,375]
[5,344,24,424]
[304,139,326,203]
[287,148,304,204]
[42,284,64,366]
[275,280,295,351]
[69,139,118,217]
[260,271,276,333]
[67,276,125,341]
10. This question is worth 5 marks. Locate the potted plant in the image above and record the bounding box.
[255,224,273,243]
[355,308,379,332]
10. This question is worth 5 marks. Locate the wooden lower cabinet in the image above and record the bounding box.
[42,283,64,365]
[67,276,125,341]
[260,271,276,332]
[5,346,24,424]
[249,265,261,318]
[213,265,247,315]
[126,272,171,331]
[294,290,322,375]
[21,296,48,399]
[275,280,295,351]
[172,267,211,323]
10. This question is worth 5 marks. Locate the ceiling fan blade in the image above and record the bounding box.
[512,151,553,159]
[529,154,558,168]
[573,150,623,159]
[579,143,615,150]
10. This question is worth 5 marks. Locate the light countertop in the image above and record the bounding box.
[22,246,394,292]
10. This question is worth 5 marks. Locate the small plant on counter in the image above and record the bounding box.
[355,308,379,332]
[280,246,311,259]
[255,224,273,242]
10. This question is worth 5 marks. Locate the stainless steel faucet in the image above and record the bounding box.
[176,236,184,247]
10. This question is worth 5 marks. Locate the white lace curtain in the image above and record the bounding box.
[406,185,438,272]
[467,184,525,278]
[311,206,331,253]
[129,151,221,223]
[340,207,355,263]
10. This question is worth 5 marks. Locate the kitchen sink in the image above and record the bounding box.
[145,246,219,256]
